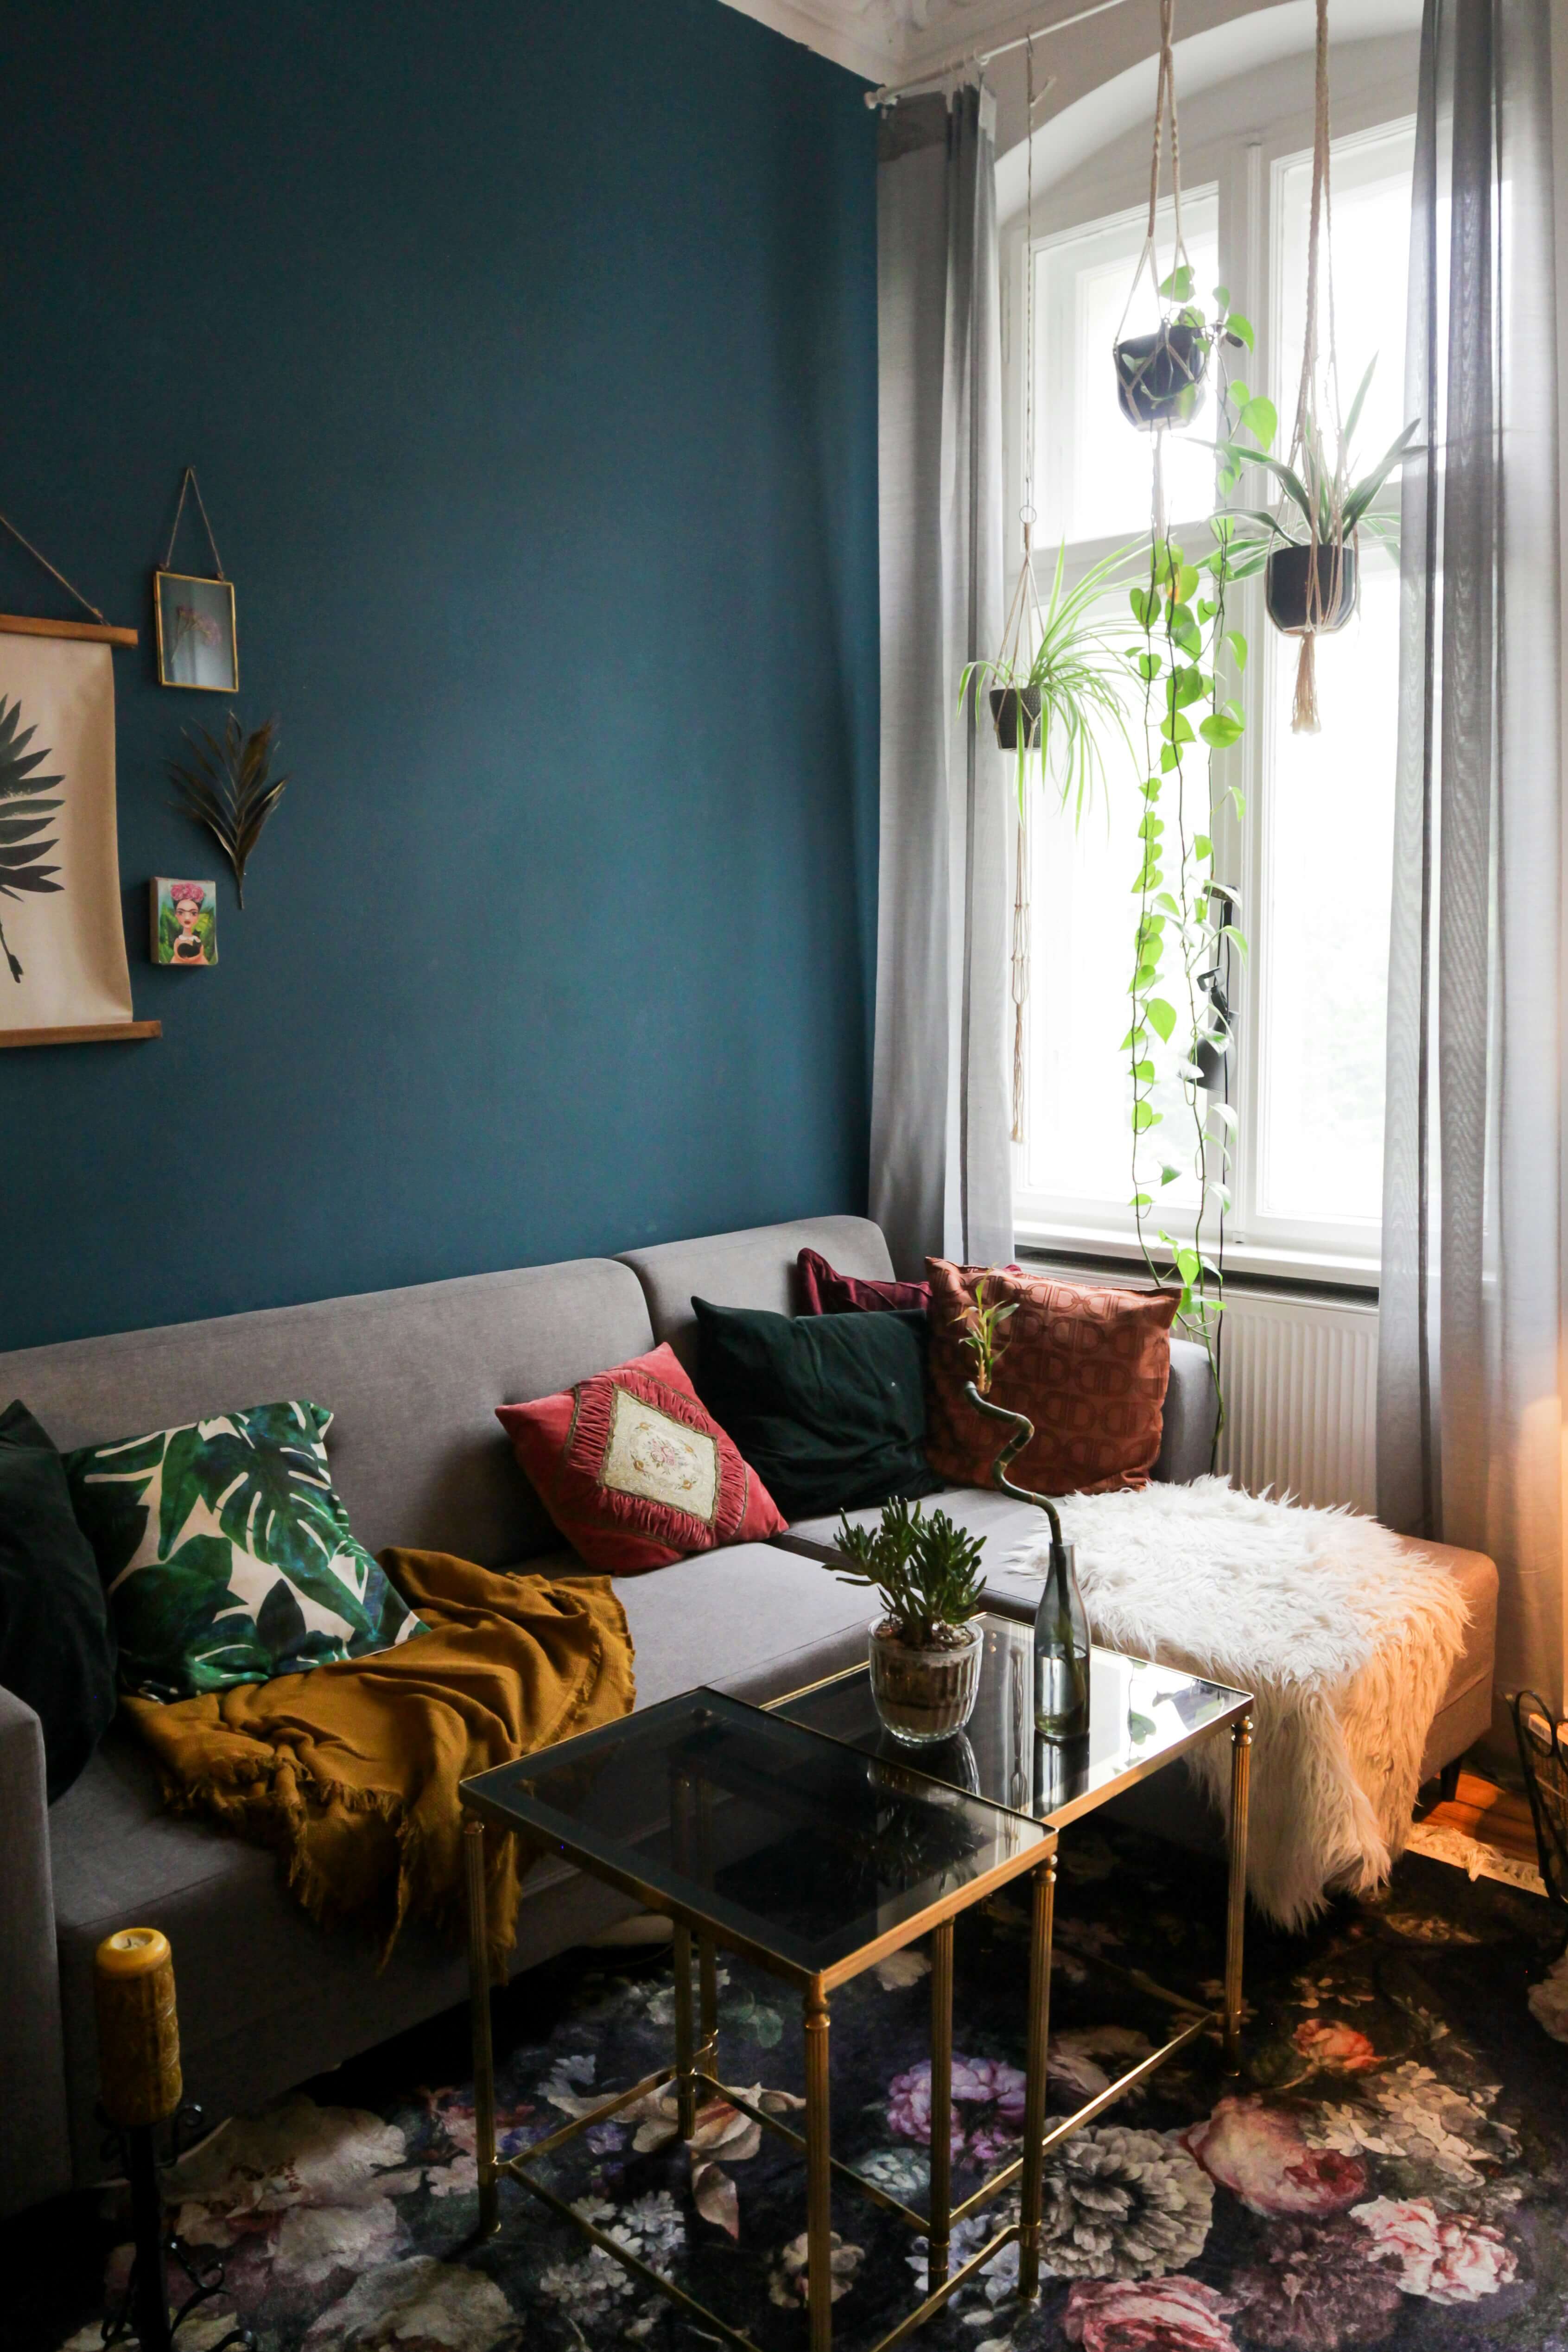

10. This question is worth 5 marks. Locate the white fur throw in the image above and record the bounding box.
[1007,1477,1470,1932]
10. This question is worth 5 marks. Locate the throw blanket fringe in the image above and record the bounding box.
[1008,1479,1469,1930]
[125,1550,635,1980]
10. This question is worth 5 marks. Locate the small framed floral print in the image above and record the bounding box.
[154,571,238,693]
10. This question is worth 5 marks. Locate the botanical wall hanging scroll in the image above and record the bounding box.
[0,506,152,1049]
[155,468,238,693]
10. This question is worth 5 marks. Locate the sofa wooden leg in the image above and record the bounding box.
[1437,1757,1463,1806]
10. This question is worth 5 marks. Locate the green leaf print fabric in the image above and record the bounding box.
[65,1401,426,1700]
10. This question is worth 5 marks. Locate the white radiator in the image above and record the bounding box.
[1213,1289,1379,1515]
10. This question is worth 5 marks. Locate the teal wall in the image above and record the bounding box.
[0,0,878,1350]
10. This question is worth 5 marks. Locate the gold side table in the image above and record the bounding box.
[461,1687,1056,2352]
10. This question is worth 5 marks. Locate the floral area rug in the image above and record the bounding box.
[15,1816,1568,2352]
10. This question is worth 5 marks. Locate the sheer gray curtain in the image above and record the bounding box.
[870,85,1013,1279]
[1378,0,1564,1724]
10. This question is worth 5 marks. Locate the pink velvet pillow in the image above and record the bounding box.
[496,1343,786,1575]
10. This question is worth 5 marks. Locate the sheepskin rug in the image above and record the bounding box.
[1007,1477,1470,1931]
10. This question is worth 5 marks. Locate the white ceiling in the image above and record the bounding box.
[718,0,1416,97]
[718,0,1054,86]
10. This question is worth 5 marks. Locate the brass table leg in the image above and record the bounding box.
[673,1922,697,2138]
[698,1935,719,2086]
[1225,1713,1253,2073]
[463,1817,500,2238]
[1017,1854,1056,2302]
[804,1980,832,2352]
[927,1921,954,2289]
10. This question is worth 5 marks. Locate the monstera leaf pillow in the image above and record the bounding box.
[65,1400,426,1700]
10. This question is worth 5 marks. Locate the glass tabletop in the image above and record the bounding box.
[463,1687,1051,1986]
[760,1616,1251,1830]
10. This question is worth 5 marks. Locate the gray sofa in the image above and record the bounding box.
[0,1214,1497,2217]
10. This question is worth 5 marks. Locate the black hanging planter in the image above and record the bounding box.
[1114,321,1211,431]
[1265,541,1358,634]
[990,686,1042,753]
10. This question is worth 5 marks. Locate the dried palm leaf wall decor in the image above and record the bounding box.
[168,715,289,908]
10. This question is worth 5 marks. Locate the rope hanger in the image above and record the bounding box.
[0,506,108,625]
[1282,0,1343,732]
[161,467,227,581]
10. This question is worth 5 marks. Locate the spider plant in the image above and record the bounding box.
[1213,356,1420,580]
[958,542,1141,820]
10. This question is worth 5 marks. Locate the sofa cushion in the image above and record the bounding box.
[0,1259,656,1569]
[66,1401,425,1699]
[692,1298,942,1521]
[797,1248,932,1315]
[618,1216,897,1371]
[497,1345,785,1574]
[609,1541,870,1708]
[0,1401,117,1800]
[925,1259,1177,1496]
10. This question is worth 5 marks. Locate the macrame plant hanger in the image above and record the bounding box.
[1282,0,1343,732]
[1003,35,1046,1144]
[1115,0,1191,540]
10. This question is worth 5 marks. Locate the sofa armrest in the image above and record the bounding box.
[0,1684,72,2213]
[1154,1338,1219,1485]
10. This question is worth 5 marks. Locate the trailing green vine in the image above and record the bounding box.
[1120,303,1277,1433]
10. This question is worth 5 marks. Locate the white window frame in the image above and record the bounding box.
[1001,37,1421,1291]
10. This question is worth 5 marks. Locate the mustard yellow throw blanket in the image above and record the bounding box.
[126,1550,635,1978]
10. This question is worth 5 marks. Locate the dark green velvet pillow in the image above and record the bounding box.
[0,1400,118,1801]
[692,1299,943,1523]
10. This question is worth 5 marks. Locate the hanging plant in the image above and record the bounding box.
[1219,361,1419,647]
[952,34,1146,1145]
[958,542,1141,811]
[1117,361,1273,1437]
[1111,0,1252,452]
[1216,0,1417,729]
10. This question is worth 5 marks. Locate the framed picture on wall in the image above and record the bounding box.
[150,878,217,966]
[154,571,238,693]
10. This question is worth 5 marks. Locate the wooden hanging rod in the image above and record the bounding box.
[0,612,138,648]
[0,1019,161,1048]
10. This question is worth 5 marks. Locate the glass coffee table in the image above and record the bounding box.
[763,1614,1254,2069]
[459,1641,1251,2352]
[461,1689,1055,2352]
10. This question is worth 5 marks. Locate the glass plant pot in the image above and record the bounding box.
[868,1620,984,1747]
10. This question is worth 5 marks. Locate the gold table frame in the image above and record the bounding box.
[460,1674,1253,2352]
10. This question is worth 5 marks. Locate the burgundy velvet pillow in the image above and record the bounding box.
[797,1248,931,1315]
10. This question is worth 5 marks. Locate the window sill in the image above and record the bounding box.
[1012,1218,1381,1295]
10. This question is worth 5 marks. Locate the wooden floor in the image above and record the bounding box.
[1421,1768,1540,1870]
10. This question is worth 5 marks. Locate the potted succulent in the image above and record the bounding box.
[958,542,1139,812]
[830,1498,986,1747]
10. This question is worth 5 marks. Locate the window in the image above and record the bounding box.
[1008,81,1417,1280]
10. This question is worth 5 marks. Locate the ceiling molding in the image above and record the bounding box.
[715,0,899,80]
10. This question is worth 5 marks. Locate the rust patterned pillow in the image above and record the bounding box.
[924,1260,1177,1496]
[496,1343,786,1575]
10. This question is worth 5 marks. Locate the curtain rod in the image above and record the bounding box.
[864,0,1139,107]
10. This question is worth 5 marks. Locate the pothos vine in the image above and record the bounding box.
[1121,294,1278,1433]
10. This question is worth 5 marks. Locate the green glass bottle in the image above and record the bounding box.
[1033,1538,1091,1741]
